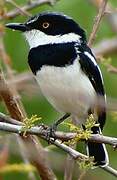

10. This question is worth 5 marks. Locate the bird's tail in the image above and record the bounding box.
[86,126,109,167]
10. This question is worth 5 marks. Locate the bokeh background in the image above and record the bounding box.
[0,0,117,179]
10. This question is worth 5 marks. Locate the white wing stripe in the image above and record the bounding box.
[84,51,97,66]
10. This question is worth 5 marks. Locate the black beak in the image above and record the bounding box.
[5,23,28,32]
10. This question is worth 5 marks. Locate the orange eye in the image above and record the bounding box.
[42,22,50,29]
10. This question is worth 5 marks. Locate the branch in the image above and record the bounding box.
[0,112,117,147]
[105,64,117,74]
[88,0,107,47]
[64,144,76,180]
[92,38,117,74]
[0,70,24,120]
[0,120,117,177]
[0,121,88,160]
[89,0,117,33]
[0,0,56,20]
[6,0,31,17]
[6,71,40,96]
[102,166,117,177]
[93,37,117,57]
[64,119,78,180]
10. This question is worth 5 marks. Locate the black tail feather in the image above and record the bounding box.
[86,126,109,167]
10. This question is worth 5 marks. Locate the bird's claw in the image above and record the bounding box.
[46,124,57,143]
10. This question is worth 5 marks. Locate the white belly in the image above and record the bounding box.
[36,60,96,123]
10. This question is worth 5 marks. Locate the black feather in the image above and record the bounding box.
[28,43,77,75]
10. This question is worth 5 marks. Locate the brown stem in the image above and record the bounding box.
[0,0,55,20]
[6,0,31,17]
[89,0,117,33]
[0,70,24,120]
[93,38,117,57]
[88,0,108,47]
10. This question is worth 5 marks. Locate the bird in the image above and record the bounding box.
[6,11,109,167]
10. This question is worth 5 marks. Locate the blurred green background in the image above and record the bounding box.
[1,0,117,179]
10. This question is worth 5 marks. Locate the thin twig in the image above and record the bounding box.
[6,0,31,17]
[93,37,117,57]
[89,0,117,33]
[6,71,39,96]
[64,144,75,180]
[78,170,86,180]
[0,70,24,120]
[64,119,78,180]
[1,0,56,20]
[102,166,117,177]
[52,139,117,178]
[88,0,108,47]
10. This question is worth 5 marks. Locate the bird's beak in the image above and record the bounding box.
[5,23,28,32]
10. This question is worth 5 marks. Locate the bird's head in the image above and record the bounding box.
[6,12,86,48]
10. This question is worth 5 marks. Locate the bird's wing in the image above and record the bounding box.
[78,47,106,130]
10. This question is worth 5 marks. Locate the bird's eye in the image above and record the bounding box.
[42,22,50,29]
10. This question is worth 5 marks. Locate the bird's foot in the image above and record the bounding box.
[46,124,57,143]
[45,113,70,143]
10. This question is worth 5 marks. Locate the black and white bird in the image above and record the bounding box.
[6,11,109,167]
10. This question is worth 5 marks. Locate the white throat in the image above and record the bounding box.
[24,30,81,49]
